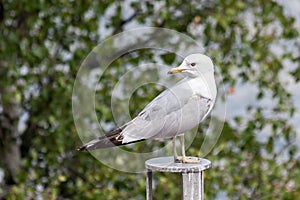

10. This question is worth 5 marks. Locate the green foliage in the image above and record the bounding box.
[0,0,299,199]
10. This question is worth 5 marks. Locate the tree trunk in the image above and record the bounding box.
[0,68,21,184]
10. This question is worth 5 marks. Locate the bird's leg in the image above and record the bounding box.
[178,135,200,163]
[180,135,190,163]
[173,136,178,161]
[180,135,186,159]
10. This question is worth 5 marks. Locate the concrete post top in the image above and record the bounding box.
[145,156,211,173]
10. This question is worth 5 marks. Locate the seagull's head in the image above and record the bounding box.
[168,54,214,78]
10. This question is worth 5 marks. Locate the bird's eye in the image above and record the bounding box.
[191,63,196,67]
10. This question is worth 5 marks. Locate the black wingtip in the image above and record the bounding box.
[77,145,88,151]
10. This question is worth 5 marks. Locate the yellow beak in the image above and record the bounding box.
[168,67,184,74]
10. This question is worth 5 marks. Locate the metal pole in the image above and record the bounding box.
[145,157,211,200]
[182,172,204,200]
[146,170,152,200]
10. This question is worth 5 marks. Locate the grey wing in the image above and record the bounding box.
[121,84,213,143]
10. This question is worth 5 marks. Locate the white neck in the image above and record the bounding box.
[186,72,217,100]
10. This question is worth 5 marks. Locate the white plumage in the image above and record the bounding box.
[78,53,217,163]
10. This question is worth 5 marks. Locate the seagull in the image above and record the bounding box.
[77,53,217,163]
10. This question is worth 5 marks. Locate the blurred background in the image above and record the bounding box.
[0,0,300,199]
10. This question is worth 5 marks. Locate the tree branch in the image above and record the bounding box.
[112,8,142,35]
